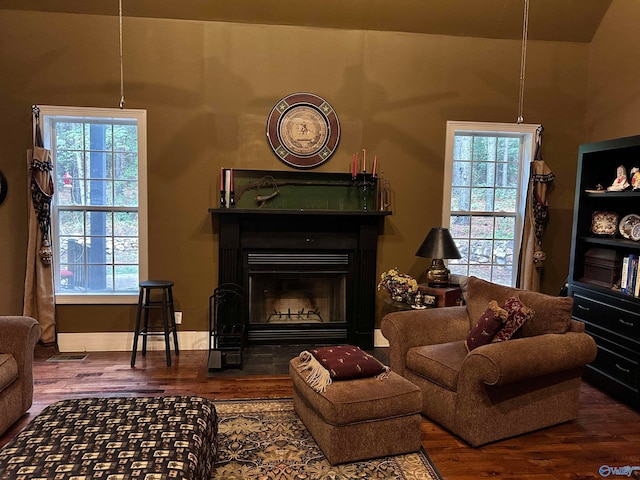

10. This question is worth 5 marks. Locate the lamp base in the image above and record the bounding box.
[426,259,450,287]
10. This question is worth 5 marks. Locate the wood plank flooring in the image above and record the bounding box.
[2,350,639,479]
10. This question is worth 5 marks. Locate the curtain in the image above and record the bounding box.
[23,106,57,349]
[517,126,554,291]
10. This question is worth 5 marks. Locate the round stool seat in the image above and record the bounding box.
[140,280,174,288]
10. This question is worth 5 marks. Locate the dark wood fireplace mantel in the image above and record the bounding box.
[209,208,391,348]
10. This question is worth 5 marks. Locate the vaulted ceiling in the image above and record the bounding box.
[0,0,612,42]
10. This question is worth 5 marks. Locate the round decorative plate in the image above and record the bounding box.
[631,222,640,242]
[266,92,340,169]
[619,213,640,239]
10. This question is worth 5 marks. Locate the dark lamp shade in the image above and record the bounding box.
[415,227,462,260]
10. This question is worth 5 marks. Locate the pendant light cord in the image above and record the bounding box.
[517,0,530,124]
[118,0,126,109]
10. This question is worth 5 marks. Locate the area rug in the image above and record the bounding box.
[212,398,443,479]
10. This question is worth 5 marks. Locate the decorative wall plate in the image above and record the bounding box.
[266,92,340,169]
[619,213,640,239]
[591,211,618,236]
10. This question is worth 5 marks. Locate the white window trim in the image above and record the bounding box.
[40,105,148,305]
[442,121,540,286]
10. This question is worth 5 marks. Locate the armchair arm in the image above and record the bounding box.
[460,332,597,387]
[381,306,470,376]
[0,316,41,410]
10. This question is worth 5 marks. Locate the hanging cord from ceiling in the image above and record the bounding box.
[517,0,530,124]
[118,0,126,109]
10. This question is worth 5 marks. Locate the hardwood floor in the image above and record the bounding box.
[2,350,639,479]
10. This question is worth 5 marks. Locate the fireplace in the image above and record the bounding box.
[210,209,389,349]
[247,252,349,342]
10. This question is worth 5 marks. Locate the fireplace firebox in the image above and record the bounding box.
[209,208,389,349]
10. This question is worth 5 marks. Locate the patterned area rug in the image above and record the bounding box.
[212,398,443,479]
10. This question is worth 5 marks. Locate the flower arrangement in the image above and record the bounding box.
[378,267,418,304]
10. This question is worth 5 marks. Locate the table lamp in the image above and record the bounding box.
[415,227,462,287]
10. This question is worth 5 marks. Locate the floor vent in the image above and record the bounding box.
[47,354,88,362]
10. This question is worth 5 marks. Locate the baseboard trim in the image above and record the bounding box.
[58,331,209,353]
[58,329,389,352]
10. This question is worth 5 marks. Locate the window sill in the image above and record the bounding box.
[55,293,139,305]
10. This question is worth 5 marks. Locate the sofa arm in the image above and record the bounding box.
[381,306,470,376]
[460,332,598,387]
[0,316,41,410]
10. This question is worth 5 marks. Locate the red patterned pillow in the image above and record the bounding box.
[493,296,535,342]
[465,300,508,351]
[309,345,388,380]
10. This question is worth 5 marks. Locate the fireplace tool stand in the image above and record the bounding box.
[208,283,245,371]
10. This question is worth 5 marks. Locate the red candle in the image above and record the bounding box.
[230,168,234,192]
[362,148,366,172]
[372,156,377,177]
[220,167,224,190]
[351,153,356,176]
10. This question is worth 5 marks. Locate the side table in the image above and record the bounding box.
[418,284,462,308]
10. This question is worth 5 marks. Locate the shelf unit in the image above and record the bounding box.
[568,135,640,409]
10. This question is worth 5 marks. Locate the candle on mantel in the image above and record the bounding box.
[230,168,234,192]
[362,148,366,172]
[351,153,356,177]
[372,156,377,177]
[220,167,224,191]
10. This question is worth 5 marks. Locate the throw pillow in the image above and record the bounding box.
[465,300,508,351]
[309,345,389,380]
[493,296,535,342]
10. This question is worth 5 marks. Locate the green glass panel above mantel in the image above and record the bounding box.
[219,169,384,212]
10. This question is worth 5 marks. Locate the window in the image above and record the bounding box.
[40,106,148,304]
[442,121,539,286]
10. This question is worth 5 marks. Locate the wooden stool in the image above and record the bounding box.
[131,280,179,367]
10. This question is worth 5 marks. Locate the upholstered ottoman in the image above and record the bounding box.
[0,396,217,479]
[290,355,423,465]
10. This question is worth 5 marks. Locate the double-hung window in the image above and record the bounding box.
[40,106,148,304]
[442,121,539,287]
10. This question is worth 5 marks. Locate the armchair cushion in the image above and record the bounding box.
[465,300,507,351]
[493,296,535,342]
[406,341,467,392]
[466,276,572,337]
[0,354,18,394]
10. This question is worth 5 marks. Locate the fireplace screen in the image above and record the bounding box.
[247,253,348,326]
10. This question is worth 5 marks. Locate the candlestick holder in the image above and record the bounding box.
[220,190,226,208]
[353,173,376,211]
[229,191,235,207]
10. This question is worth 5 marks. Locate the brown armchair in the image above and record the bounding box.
[381,276,597,446]
[0,316,40,436]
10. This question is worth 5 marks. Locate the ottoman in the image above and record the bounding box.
[0,396,218,479]
[289,356,423,465]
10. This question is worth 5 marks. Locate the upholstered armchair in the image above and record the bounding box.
[0,316,40,436]
[381,276,597,446]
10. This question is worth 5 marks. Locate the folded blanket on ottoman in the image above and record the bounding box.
[0,395,217,480]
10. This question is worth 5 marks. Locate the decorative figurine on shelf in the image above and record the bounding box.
[607,165,630,191]
[630,166,640,191]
